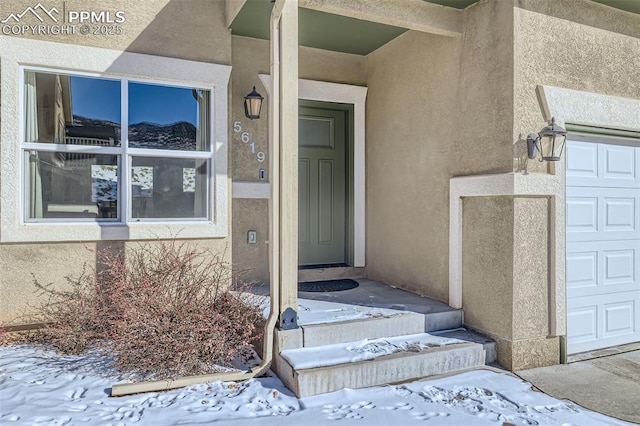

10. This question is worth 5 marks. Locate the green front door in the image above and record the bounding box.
[298,106,347,266]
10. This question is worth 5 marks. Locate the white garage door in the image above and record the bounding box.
[566,139,640,354]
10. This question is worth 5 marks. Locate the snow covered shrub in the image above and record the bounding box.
[29,241,264,379]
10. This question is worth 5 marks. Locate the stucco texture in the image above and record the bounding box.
[0,239,230,325]
[512,1,640,342]
[462,196,557,369]
[365,0,514,303]
[0,0,232,64]
[514,1,640,174]
[462,196,514,341]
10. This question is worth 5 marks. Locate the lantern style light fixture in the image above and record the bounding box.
[527,117,568,162]
[244,86,264,120]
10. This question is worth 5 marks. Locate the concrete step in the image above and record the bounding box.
[424,310,464,332]
[435,328,497,363]
[300,312,426,347]
[275,333,485,397]
[295,298,463,348]
[298,267,366,282]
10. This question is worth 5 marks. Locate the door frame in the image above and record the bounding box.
[298,101,352,266]
[259,74,367,267]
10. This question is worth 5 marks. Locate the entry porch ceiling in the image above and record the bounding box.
[229,0,640,56]
[230,0,477,55]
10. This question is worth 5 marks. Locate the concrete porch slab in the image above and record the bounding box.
[298,278,457,315]
[251,278,463,331]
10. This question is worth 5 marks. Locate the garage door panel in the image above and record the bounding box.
[567,291,640,354]
[601,144,638,182]
[566,251,598,291]
[566,139,640,354]
[603,249,636,286]
[567,143,640,188]
[567,305,598,348]
[603,196,636,233]
[567,187,640,242]
[566,196,598,235]
[603,300,636,339]
[566,141,598,181]
[567,241,639,298]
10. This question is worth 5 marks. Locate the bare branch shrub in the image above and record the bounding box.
[20,241,264,379]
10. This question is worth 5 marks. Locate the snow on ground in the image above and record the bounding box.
[0,345,630,425]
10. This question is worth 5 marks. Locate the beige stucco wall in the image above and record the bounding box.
[462,197,514,342]
[0,0,233,324]
[365,0,514,303]
[0,0,231,64]
[0,239,230,325]
[463,195,558,370]
[514,0,640,173]
[507,1,640,365]
[230,35,366,285]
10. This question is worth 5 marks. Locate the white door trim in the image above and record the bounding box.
[258,74,367,267]
[538,86,640,131]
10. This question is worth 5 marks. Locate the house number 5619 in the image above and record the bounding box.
[233,121,265,163]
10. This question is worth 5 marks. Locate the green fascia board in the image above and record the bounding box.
[422,0,479,9]
[423,0,640,14]
[230,0,407,56]
[590,0,640,14]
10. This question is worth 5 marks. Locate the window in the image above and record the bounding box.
[22,70,212,222]
[2,39,230,242]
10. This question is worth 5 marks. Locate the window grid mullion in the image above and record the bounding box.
[21,143,123,156]
[121,78,129,223]
[127,148,213,159]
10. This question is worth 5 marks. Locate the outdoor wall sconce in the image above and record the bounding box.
[527,117,568,162]
[244,86,264,120]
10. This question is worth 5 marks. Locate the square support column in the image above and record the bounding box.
[270,0,299,329]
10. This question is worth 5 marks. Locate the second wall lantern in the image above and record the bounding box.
[527,117,568,162]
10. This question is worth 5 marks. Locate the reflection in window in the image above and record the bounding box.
[183,168,196,192]
[23,69,213,223]
[26,151,119,220]
[128,82,210,151]
[24,71,121,146]
[131,157,207,219]
[132,166,153,198]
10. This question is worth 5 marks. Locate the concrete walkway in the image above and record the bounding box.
[518,348,640,424]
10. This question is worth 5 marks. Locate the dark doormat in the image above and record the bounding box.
[298,279,359,292]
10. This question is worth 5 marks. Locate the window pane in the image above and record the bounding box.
[25,150,119,220]
[131,157,208,219]
[128,82,210,151]
[299,116,334,148]
[24,71,121,146]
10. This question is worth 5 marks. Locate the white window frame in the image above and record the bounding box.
[22,67,215,223]
[1,36,231,242]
